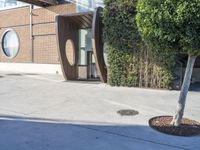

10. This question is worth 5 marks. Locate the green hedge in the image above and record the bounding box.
[107,46,139,87]
[103,0,176,89]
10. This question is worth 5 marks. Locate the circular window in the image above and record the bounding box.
[103,43,108,67]
[65,39,75,66]
[1,29,20,59]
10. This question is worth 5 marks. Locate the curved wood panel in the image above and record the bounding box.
[56,11,105,82]
[92,7,107,83]
[56,16,78,80]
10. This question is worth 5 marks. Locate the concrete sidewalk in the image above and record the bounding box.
[0,72,199,150]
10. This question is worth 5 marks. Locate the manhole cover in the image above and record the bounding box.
[117,109,139,116]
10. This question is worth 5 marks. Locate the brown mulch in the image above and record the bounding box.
[149,116,200,137]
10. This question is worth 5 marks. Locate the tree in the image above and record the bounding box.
[136,0,200,126]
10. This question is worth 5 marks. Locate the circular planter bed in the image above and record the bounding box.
[149,116,200,137]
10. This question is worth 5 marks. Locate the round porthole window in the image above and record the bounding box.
[1,29,20,59]
[65,39,76,66]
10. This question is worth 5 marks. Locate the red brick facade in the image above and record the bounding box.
[0,4,76,64]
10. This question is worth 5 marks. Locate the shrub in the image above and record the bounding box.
[103,0,175,88]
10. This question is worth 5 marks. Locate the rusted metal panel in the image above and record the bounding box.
[92,7,107,83]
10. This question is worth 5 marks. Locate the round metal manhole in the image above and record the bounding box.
[117,109,139,116]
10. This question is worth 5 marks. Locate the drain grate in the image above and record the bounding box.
[117,109,139,116]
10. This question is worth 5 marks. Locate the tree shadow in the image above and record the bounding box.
[63,80,101,85]
[0,115,199,150]
[190,83,200,92]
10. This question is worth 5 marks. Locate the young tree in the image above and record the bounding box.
[136,0,200,126]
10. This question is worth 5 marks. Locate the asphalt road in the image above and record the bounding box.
[0,72,199,150]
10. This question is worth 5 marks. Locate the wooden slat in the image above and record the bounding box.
[63,12,93,29]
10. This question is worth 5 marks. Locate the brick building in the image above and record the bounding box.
[0,0,106,81]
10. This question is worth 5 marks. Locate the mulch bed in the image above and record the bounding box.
[149,116,200,137]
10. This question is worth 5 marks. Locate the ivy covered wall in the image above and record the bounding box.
[103,0,176,89]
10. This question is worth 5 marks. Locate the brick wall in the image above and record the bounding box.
[33,23,56,35]
[33,35,58,64]
[0,3,76,64]
[32,3,76,64]
[0,7,30,27]
[0,6,31,63]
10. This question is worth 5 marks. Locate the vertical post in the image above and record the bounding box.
[29,4,33,62]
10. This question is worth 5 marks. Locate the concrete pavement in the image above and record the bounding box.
[0,71,199,150]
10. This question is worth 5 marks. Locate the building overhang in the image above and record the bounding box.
[56,7,107,82]
[58,11,94,29]
[18,0,58,7]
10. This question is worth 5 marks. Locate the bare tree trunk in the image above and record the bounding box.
[171,55,197,126]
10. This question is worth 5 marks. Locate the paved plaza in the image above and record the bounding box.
[0,72,199,150]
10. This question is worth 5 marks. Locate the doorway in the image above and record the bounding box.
[78,29,99,80]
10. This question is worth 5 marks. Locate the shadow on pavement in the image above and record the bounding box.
[5,73,39,76]
[5,73,23,76]
[63,80,101,85]
[190,83,200,92]
[0,115,199,150]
